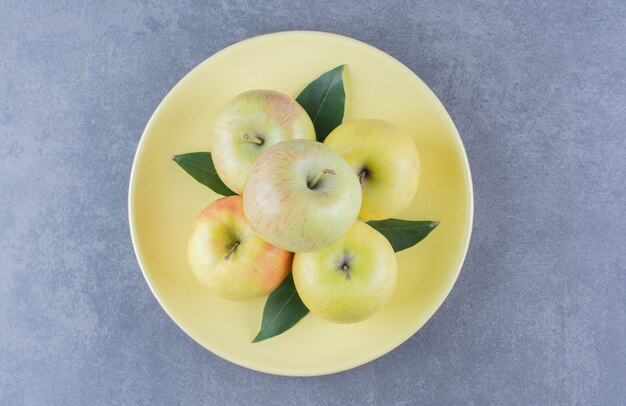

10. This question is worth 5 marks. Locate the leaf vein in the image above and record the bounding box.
[177,159,219,176]
[373,225,436,230]
[262,289,297,335]
[311,73,339,124]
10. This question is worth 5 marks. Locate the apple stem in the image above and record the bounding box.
[308,169,336,189]
[341,264,352,281]
[223,242,240,261]
[359,171,366,188]
[242,133,264,145]
[358,167,371,188]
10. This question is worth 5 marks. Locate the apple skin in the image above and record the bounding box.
[292,221,397,323]
[324,119,420,220]
[243,139,362,253]
[212,90,316,194]
[187,196,292,301]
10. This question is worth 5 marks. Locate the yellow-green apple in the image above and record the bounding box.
[211,90,316,194]
[292,221,397,323]
[324,119,420,220]
[243,139,361,253]
[187,195,292,301]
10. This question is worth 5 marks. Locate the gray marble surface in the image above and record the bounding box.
[1,1,624,405]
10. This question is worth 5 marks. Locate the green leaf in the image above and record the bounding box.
[172,152,236,196]
[252,273,309,343]
[367,219,440,252]
[296,65,346,142]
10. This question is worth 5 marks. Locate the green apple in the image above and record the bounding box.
[324,119,420,220]
[292,221,397,323]
[243,139,361,253]
[187,195,292,301]
[212,90,316,194]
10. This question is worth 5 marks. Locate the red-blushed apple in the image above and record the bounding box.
[243,139,362,253]
[187,195,292,301]
[211,90,316,194]
[324,119,420,220]
[292,221,397,323]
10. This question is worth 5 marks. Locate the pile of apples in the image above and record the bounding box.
[187,89,420,323]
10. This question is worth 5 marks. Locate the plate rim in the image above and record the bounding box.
[128,30,474,376]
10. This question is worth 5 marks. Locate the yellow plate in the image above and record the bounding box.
[128,31,473,376]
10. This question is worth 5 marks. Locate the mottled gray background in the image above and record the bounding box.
[1,1,624,405]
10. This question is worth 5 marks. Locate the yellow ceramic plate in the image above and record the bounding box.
[129,31,473,376]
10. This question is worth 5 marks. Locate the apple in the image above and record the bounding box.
[243,139,362,253]
[292,221,397,323]
[187,195,292,301]
[324,119,420,220]
[211,90,316,194]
